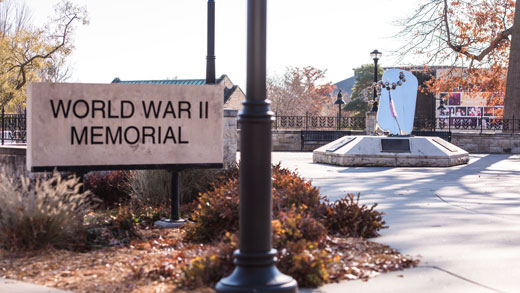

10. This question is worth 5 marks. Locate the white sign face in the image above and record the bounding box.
[27,83,223,171]
[376,69,418,135]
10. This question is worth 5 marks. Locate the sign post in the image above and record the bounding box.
[216,0,298,291]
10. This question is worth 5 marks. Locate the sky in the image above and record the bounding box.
[25,0,421,90]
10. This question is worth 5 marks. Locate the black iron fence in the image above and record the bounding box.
[1,107,26,145]
[268,114,520,134]
[413,116,520,134]
[273,114,365,130]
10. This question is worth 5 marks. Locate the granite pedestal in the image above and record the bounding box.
[313,136,469,167]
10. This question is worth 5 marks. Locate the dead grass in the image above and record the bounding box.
[0,227,418,292]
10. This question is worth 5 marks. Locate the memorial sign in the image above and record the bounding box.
[27,83,223,171]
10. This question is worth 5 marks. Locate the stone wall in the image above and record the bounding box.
[451,133,520,154]
[223,109,238,167]
[237,130,316,152]
[264,130,520,154]
[0,145,27,173]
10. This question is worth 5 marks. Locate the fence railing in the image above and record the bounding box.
[270,114,520,134]
[414,117,520,134]
[1,107,26,145]
[273,114,365,130]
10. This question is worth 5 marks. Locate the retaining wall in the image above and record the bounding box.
[451,133,520,154]
[242,130,520,154]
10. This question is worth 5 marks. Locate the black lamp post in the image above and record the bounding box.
[216,0,298,292]
[334,90,346,130]
[437,98,446,111]
[370,49,382,112]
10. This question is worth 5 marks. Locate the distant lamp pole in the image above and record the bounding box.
[334,90,346,130]
[370,49,382,112]
[437,98,446,111]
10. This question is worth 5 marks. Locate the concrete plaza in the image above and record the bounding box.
[272,152,520,293]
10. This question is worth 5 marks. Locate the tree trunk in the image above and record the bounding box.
[504,1,520,120]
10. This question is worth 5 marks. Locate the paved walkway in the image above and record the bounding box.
[273,153,520,293]
[0,277,67,293]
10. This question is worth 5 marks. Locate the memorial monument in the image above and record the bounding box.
[313,69,469,167]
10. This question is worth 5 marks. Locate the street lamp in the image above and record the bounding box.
[437,98,446,110]
[216,0,297,292]
[370,49,382,112]
[334,90,346,130]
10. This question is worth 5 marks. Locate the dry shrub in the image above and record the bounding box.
[184,179,239,243]
[272,207,326,247]
[277,240,333,288]
[184,164,324,243]
[85,205,140,247]
[128,170,170,208]
[181,164,389,288]
[84,170,130,206]
[321,193,387,238]
[0,171,94,250]
[272,163,323,213]
[178,233,237,289]
[127,167,236,209]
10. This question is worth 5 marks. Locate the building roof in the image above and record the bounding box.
[333,75,356,97]
[111,74,239,104]
[111,75,227,86]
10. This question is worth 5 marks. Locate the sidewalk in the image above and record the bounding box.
[0,277,68,293]
[274,152,520,293]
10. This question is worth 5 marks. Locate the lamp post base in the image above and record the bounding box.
[216,249,298,293]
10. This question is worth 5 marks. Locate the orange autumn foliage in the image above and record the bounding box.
[399,0,515,106]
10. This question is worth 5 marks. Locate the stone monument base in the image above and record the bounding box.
[313,136,469,167]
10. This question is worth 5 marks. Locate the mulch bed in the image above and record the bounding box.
[0,228,418,292]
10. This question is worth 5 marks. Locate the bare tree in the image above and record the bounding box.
[268,66,336,116]
[395,0,513,66]
[0,0,32,37]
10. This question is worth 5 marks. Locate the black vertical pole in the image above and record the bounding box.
[1,106,4,145]
[480,108,483,134]
[449,110,451,133]
[338,104,341,130]
[371,59,379,112]
[206,0,216,84]
[170,170,180,221]
[433,98,436,131]
[216,0,297,291]
[373,59,378,100]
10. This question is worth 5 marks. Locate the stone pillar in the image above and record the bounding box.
[365,111,377,135]
[223,108,238,168]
